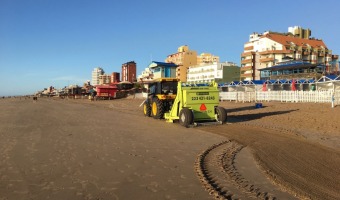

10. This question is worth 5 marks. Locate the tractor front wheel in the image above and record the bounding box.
[215,106,227,123]
[151,98,164,119]
[179,108,193,127]
[143,101,151,117]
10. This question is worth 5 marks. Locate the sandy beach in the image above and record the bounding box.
[0,97,339,199]
[202,101,340,199]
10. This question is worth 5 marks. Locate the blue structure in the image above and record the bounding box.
[258,60,325,80]
[148,61,177,79]
[219,75,340,92]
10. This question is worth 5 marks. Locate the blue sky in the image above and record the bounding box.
[1,0,339,96]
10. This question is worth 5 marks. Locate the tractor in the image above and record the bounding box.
[143,78,179,119]
[143,78,227,127]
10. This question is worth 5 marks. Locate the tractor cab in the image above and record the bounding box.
[148,79,178,96]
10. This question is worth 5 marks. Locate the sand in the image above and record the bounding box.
[201,101,340,199]
[0,97,339,199]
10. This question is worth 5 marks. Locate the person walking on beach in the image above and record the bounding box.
[91,90,97,101]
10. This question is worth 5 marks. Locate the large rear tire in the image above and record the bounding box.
[143,101,151,117]
[151,97,164,119]
[179,108,193,127]
[215,106,227,123]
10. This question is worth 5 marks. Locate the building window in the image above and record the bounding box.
[260,70,270,78]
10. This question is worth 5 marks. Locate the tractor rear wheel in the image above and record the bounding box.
[143,101,151,117]
[151,98,164,119]
[179,108,193,127]
[215,106,227,123]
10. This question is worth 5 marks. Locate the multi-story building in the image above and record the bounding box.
[111,72,120,83]
[221,62,240,82]
[197,53,220,64]
[187,62,240,84]
[122,61,137,83]
[91,67,104,86]
[165,45,198,82]
[240,26,339,81]
[98,74,111,85]
[288,26,311,39]
[137,67,154,82]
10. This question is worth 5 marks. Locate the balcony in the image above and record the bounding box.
[240,73,253,78]
[303,51,310,56]
[259,50,291,55]
[240,66,252,71]
[244,46,253,51]
[260,57,275,63]
[241,52,253,57]
[332,55,339,59]
[241,59,253,64]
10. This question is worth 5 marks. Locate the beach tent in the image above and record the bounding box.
[316,75,340,91]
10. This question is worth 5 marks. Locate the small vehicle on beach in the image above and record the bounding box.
[142,78,227,127]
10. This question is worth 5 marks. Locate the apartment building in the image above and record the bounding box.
[165,45,222,82]
[165,45,198,82]
[111,72,120,83]
[122,61,137,83]
[98,74,111,85]
[240,26,339,81]
[137,67,153,82]
[187,62,240,84]
[197,53,220,64]
[91,67,105,86]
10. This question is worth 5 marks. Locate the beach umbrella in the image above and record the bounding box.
[262,82,267,91]
[291,79,296,91]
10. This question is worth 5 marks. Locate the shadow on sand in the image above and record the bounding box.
[225,106,299,123]
[226,106,268,113]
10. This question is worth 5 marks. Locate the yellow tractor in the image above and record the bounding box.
[143,78,179,119]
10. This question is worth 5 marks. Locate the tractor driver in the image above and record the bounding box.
[149,85,156,95]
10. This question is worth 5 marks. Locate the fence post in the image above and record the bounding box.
[315,91,317,103]
[332,91,335,108]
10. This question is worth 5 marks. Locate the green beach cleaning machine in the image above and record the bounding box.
[142,78,227,127]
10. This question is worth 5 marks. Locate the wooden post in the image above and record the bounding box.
[332,91,334,108]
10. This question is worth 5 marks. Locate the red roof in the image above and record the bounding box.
[264,34,327,49]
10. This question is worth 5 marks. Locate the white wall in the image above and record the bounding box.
[187,63,223,83]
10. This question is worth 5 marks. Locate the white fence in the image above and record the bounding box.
[220,90,340,105]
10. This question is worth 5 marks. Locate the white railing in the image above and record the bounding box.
[220,90,340,105]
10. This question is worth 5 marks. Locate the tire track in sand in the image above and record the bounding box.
[194,140,298,199]
[199,120,340,200]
